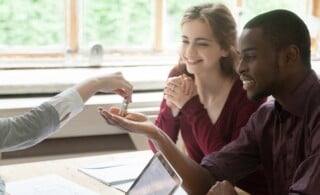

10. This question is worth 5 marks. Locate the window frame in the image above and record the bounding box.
[0,0,317,64]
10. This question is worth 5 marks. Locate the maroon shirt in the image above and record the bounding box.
[202,70,320,195]
[151,67,268,194]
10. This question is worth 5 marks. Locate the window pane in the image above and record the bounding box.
[164,0,233,50]
[239,0,319,57]
[82,0,152,50]
[239,0,308,28]
[0,0,64,47]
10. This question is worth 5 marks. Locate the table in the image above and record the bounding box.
[0,150,249,195]
[0,150,154,195]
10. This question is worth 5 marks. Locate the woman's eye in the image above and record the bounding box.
[197,42,209,47]
[182,40,189,44]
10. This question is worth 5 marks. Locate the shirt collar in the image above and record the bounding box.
[274,70,318,118]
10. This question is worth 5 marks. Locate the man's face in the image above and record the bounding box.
[237,28,280,100]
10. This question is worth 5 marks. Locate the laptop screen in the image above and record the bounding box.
[126,151,182,195]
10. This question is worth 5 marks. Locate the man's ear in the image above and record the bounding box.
[284,44,299,65]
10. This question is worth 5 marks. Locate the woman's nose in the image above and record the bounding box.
[183,44,197,59]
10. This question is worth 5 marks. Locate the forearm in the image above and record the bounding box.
[75,77,100,103]
[0,103,59,152]
[151,129,215,195]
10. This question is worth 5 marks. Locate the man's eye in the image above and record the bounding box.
[243,54,256,62]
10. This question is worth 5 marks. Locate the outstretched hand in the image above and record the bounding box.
[207,180,238,195]
[98,106,160,139]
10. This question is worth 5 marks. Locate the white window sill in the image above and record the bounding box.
[0,65,172,95]
[0,59,319,96]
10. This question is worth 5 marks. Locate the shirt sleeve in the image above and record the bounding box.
[148,67,183,152]
[0,103,60,152]
[47,87,84,127]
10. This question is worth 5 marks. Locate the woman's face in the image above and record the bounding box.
[180,19,228,75]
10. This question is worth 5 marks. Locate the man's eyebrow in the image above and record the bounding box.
[241,47,257,53]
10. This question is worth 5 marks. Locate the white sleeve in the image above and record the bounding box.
[47,87,84,127]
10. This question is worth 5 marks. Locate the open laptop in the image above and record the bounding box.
[123,151,182,195]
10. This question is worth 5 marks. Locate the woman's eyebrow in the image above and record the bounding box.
[195,37,213,42]
[181,35,213,42]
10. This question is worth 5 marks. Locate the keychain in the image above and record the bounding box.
[119,98,129,117]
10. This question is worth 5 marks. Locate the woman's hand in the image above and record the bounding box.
[164,74,197,109]
[98,106,160,139]
[94,72,133,101]
[76,72,133,103]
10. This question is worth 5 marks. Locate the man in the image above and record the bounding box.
[100,9,320,195]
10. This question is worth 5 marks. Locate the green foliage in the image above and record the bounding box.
[0,0,309,49]
[0,0,64,46]
[240,0,307,27]
[83,0,152,48]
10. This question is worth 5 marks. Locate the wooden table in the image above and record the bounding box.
[0,150,154,195]
[0,150,249,195]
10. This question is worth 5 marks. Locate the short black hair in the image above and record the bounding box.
[244,9,311,68]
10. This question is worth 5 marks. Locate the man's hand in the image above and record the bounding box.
[207,180,238,195]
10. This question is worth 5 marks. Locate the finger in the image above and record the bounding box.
[99,110,117,125]
[207,182,222,195]
[100,109,132,131]
[178,76,185,93]
[114,87,133,102]
[107,113,136,132]
[125,112,148,122]
[109,106,122,116]
[164,87,175,96]
[181,77,190,94]
[164,94,174,103]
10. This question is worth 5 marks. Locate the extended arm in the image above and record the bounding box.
[0,72,132,152]
[99,108,215,194]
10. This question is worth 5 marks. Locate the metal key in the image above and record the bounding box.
[119,98,129,116]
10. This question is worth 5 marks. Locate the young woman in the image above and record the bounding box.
[150,3,268,194]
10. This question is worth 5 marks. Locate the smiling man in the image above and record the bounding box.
[205,9,320,194]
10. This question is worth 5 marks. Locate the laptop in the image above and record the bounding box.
[124,151,182,195]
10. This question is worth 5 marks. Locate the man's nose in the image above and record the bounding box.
[236,58,246,75]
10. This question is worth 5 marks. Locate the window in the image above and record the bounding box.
[0,0,318,69]
[0,0,64,52]
[81,0,152,50]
